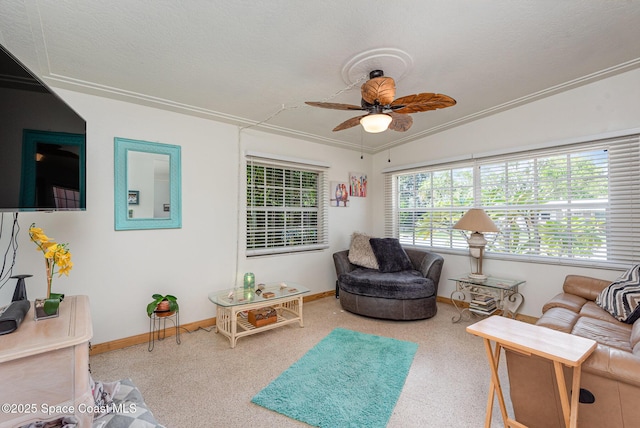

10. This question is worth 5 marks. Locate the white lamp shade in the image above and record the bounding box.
[453,208,499,233]
[360,114,392,133]
[453,208,497,280]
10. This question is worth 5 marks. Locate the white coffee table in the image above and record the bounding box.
[208,282,308,348]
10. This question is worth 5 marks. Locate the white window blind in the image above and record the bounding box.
[246,154,329,256]
[384,134,640,267]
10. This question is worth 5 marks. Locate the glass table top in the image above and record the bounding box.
[208,282,309,307]
[449,276,525,290]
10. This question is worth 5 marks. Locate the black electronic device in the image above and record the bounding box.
[11,274,31,301]
[0,43,86,212]
[0,300,30,335]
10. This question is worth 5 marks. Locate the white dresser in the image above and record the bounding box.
[0,295,93,428]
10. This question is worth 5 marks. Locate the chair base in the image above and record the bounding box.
[338,287,437,320]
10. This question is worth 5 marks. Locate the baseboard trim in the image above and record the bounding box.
[91,291,537,355]
[305,290,335,301]
[90,291,337,355]
[90,317,216,355]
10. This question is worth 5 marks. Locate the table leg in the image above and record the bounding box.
[484,341,498,427]
[451,289,470,323]
[503,291,524,319]
[553,361,571,428]
[298,296,304,327]
[482,339,509,427]
[230,306,239,348]
[569,365,583,428]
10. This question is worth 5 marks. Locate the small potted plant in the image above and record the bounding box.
[146,294,178,318]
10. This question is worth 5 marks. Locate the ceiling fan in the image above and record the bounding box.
[305,70,456,133]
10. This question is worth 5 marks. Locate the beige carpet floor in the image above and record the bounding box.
[90,297,513,427]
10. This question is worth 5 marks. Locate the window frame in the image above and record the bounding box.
[384,134,640,269]
[245,153,329,257]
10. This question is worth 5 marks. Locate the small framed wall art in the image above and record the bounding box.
[128,190,139,205]
[330,181,349,207]
[349,172,367,197]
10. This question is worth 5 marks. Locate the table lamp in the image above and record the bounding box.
[453,209,499,280]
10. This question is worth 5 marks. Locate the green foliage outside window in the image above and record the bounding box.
[396,149,609,261]
[247,164,320,251]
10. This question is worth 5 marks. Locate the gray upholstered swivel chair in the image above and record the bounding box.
[333,246,444,320]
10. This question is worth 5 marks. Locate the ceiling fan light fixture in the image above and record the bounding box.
[306,69,455,133]
[360,113,392,133]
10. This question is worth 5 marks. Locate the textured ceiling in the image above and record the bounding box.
[1,1,640,153]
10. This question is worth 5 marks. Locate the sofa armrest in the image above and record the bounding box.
[541,293,589,314]
[563,275,611,301]
[333,250,356,278]
[584,345,640,388]
[405,249,444,294]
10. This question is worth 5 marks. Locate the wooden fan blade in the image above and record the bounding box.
[387,112,413,132]
[361,77,396,105]
[333,115,367,132]
[305,101,364,111]
[390,93,457,114]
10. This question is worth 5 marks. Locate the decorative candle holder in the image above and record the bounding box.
[243,272,255,290]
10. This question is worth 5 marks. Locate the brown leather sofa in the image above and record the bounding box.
[505,274,640,427]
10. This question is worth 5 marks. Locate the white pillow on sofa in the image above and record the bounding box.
[348,232,379,270]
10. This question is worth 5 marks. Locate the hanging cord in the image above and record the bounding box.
[0,213,20,290]
[233,129,243,289]
[238,73,368,132]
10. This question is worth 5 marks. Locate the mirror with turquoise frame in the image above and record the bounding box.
[114,137,182,230]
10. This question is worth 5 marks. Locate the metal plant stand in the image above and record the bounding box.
[148,310,180,351]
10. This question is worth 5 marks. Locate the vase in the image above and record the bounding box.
[34,298,59,320]
[243,272,255,290]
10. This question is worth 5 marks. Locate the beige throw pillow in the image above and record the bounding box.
[348,233,379,270]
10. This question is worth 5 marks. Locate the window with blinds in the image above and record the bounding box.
[246,155,329,256]
[384,134,640,267]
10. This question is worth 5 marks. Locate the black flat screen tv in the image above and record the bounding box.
[0,43,86,212]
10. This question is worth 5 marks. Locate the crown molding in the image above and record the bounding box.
[44,55,640,156]
[375,57,640,153]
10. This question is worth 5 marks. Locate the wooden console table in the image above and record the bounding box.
[467,316,596,428]
[0,295,93,428]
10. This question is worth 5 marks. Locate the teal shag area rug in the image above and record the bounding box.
[251,328,418,427]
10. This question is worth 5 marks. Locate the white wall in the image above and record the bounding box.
[2,67,638,344]
[371,67,640,317]
[0,91,372,345]
[236,129,373,290]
